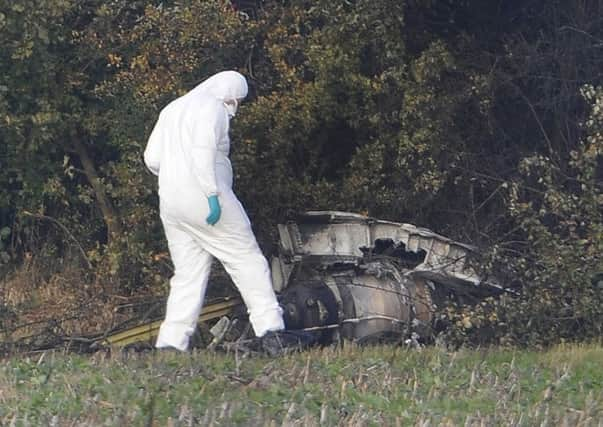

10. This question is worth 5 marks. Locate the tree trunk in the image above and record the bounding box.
[72,137,122,245]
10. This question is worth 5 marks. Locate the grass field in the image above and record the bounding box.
[1,343,602,426]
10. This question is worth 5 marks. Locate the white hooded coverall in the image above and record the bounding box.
[144,71,284,351]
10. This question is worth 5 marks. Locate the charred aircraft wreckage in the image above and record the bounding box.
[102,211,504,353]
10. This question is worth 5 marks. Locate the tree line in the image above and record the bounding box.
[1,0,601,346]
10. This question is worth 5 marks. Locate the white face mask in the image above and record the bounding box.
[224,99,239,118]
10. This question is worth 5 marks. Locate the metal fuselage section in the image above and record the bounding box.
[271,211,501,343]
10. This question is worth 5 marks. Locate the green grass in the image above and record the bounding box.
[1,344,602,426]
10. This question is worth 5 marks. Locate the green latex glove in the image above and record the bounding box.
[206,195,221,225]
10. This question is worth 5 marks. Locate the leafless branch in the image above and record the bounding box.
[20,211,92,270]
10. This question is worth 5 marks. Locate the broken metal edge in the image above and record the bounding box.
[297,211,478,252]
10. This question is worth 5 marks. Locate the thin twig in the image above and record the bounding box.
[20,211,92,269]
[557,25,603,44]
[506,81,557,160]
[451,165,547,196]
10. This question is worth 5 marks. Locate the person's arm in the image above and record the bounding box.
[189,106,222,198]
[143,115,163,176]
[189,105,226,225]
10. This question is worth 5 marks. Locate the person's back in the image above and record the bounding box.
[147,95,231,211]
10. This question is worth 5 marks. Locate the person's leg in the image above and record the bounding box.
[219,245,285,337]
[180,211,284,338]
[156,221,213,351]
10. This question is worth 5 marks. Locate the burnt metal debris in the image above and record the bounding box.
[273,211,502,346]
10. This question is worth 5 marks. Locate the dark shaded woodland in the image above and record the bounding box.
[1,0,601,346]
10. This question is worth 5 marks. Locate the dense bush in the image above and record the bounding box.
[443,85,603,347]
[1,0,601,346]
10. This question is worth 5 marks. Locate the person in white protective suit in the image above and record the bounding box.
[144,70,285,351]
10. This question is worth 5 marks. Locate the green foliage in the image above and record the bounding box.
[1,0,602,346]
[1,0,248,290]
[232,0,491,238]
[444,85,603,347]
